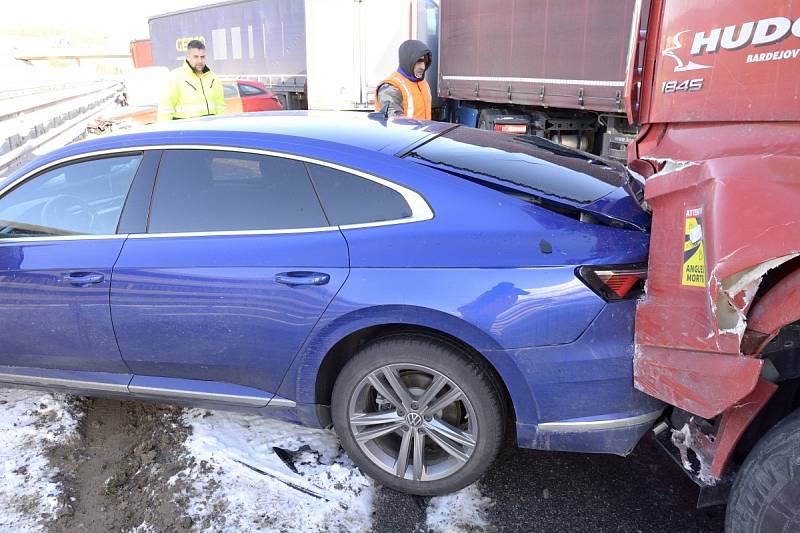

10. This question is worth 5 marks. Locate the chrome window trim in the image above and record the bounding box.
[129,227,337,239]
[0,149,145,243]
[0,234,128,244]
[0,144,434,241]
[0,148,147,198]
[536,409,663,433]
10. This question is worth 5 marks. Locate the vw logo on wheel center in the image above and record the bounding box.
[406,412,424,427]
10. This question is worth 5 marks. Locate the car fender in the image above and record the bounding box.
[277,303,539,425]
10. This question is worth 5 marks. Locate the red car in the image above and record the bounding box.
[223,80,283,113]
[88,70,284,135]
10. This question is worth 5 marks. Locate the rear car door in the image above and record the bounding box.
[0,152,144,375]
[110,148,349,400]
[238,82,278,112]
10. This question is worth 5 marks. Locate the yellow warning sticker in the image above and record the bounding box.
[682,207,705,287]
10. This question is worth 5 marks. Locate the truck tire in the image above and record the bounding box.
[331,336,504,495]
[726,408,800,532]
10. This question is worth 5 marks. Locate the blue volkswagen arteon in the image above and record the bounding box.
[0,112,662,494]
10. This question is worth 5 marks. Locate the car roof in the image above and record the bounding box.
[236,80,267,88]
[152,112,454,153]
[13,112,455,177]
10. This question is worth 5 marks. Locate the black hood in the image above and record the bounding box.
[398,39,431,80]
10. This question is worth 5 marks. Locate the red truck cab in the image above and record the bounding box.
[626,1,800,530]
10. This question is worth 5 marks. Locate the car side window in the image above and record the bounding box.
[305,163,412,225]
[147,150,329,233]
[223,84,238,98]
[0,154,141,238]
[238,84,266,96]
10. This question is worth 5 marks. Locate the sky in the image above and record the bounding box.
[1,0,207,45]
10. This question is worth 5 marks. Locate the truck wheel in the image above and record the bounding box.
[331,336,504,495]
[726,408,800,532]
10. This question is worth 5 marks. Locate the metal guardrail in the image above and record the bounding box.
[0,83,121,177]
[0,80,111,101]
[0,81,121,122]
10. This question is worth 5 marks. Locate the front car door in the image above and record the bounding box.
[0,152,144,381]
[222,82,244,114]
[110,147,349,403]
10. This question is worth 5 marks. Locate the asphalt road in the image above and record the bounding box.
[373,436,725,532]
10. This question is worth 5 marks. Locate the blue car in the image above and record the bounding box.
[0,112,662,494]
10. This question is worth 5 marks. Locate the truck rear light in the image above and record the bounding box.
[494,124,527,134]
[576,265,647,301]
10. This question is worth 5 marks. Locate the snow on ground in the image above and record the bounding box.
[0,388,78,533]
[426,484,494,533]
[177,409,375,532]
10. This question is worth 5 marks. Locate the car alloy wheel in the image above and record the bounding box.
[348,363,478,482]
[331,336,504,495]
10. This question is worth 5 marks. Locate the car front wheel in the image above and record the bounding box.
[331,336,504,495]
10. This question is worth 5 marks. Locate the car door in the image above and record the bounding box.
[222,82,244,114]
[0,152,144,376]
[110,147,349,401]
[238,82,279,112]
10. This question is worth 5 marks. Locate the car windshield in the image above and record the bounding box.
[406,126,626,205]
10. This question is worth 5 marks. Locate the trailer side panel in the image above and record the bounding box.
[439,0,636,113]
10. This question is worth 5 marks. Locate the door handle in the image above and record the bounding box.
[62,272,105,286]
[275,271,330,286]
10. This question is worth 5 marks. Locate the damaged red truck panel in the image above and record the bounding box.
[626,0,800,486]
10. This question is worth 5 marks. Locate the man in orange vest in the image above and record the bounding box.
[375,40,432,120]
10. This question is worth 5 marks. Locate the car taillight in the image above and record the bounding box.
[576,265,647,301]
[494,124,527,134]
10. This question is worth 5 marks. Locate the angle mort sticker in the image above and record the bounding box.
[683,207,706,287]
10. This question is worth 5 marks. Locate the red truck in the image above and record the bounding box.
[129,39,153,68]
[626,0,800,530]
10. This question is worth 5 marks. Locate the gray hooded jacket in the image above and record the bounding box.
[376,39,432,117]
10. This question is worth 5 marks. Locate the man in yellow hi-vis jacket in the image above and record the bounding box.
[157,40,225,121]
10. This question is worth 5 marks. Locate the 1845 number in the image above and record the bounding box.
[662,78,704,93]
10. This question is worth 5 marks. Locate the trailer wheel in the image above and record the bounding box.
[726,408,800,532]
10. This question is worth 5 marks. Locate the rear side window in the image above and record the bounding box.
[239,84,266,96]
[148,150,329,233]
[407,127,624,205]
[222,84,238,98]
[0,154,140,237]
[306,163,412,225]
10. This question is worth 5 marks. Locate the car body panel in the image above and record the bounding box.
[128,374,273,406]
[111,231,349,394]
[507,301,665,427]
[146,113,456,157]
[0,365,132,395]
[0,237,130,373]
[0,113,661,457]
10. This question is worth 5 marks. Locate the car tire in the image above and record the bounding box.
[331,336,504,495]
[726,407,800,532]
